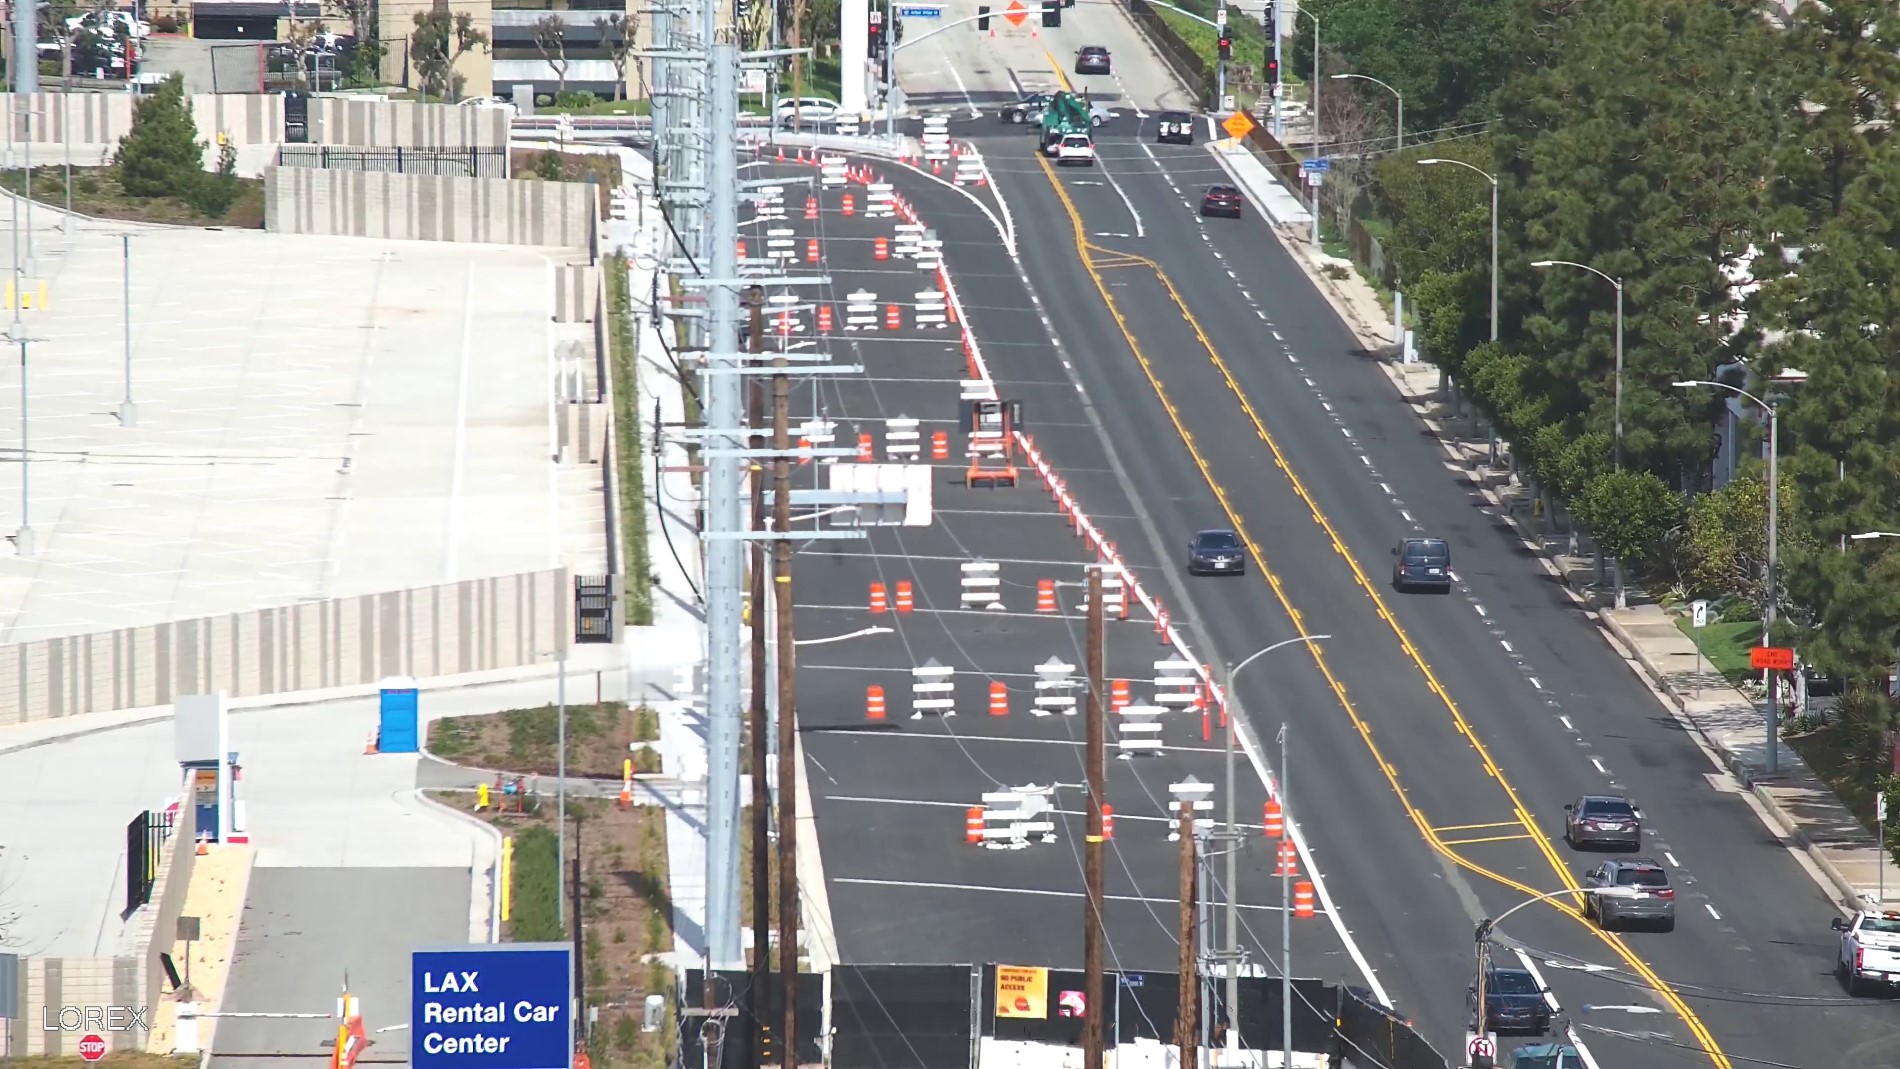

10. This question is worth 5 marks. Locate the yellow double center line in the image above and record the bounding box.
[1029,151,1733,1069]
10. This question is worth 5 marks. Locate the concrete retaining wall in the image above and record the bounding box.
[555,263,596,322]
[0,568,570,727]
[0,94,507,150]
[0,799,193,1056]
[264,166,597,248]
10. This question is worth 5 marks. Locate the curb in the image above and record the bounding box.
[413,787,506,943]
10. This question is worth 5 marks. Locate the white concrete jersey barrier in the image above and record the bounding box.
[959,560,1004,610]
[894,223,925,259]
[953,149,986,186]
[979,786,1059,848]
[753,185,787,221]
[865,182,897,218]
[1167,794,1216,840]
[1118,703,1165,757]
[914,289,948,329]
[911,660,956,717]
[821,155,849,186]
[917,235,944,273]
[844,290,880,330]
[767,227,798,263]
[1153,658,1200,709]
[884,417,921,461]
[1078,569,1127,619]
[1033,656,1079,717]
[921,116,952,163]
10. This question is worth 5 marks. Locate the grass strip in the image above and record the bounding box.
[606,255,654,625]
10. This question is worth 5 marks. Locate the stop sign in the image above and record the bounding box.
[77,1034,107,1062]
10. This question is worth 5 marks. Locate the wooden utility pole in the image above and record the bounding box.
[790,0,805,134]
[1083,565,1107,1069]
[745,288,771,1069]
[772,334,799,1069]
[1176,803,1199,1069]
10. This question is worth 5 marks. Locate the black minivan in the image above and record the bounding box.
[1391,537,1452,592]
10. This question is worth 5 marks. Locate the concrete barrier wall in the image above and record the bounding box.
[0,94,506,150]
[139,797,199,1045]
[554,263,596,322]
[264,166,598,248]
[0,568,570,727]
[3,956,146,1055]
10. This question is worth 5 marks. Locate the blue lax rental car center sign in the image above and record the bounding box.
[413,944,573,1069]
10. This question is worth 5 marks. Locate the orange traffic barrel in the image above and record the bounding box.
[1263,799,1284,838]
[869,582,889,613]
[931,430,949,461]
[965,806,985,843]
[1294,881,1316,918]
[895,580,914,613]
[866,685,887,720]
[1102,803,1116,840]
[1036,579,1056,613]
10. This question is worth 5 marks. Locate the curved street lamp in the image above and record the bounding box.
[1473,886,1638,1042]
[1674,369,1807,776]
[1532,260,1625,469]
[1331,72,1401,152]
[1418,158,1498,343]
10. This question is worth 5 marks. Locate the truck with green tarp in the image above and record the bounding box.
[1039,91,1094,154]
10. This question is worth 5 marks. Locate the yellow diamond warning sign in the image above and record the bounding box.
[1222,111,1257,140]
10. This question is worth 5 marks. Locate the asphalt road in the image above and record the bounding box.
[213,867,472,1068]
[744,164,1363,1006]
[937,92,1900,1069]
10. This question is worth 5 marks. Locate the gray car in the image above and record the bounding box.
[1583,857,1676,931]
[1563,794,1643,850]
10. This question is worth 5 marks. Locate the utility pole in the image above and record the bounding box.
[703,36,746,972]
[1279,726,1292,1069]
[1175,802,1199,1069]
[771,296,799,1069]
[571,815,585,1052]
[1082,565,1107,1069]
[746,287,770,1069]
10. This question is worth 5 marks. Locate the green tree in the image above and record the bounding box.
[1493,0,1796,482]
[187,141,239,219]
[112,74,204,200]
[1372,140,1495,371]
[411,10,490,102]
[1672,470,1813,615]
[1573,469,1680,607]
[1287,0,1517,130]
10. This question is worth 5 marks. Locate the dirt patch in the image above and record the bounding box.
[512,148,620,215]
[428,702,661,779]
[0,166,264,227]
[434,788,675,1069]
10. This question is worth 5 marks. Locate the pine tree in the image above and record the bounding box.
[112,74,204,200]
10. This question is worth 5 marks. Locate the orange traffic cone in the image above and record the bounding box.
[195,833,209,856]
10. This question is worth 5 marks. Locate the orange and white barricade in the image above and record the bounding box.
[1033,656,1079,717]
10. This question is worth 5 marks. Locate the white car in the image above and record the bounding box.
[1834,910,1900,996]
[1055,134,1095,167]
[774,96,839,127]
[1087,103,1117,128]
[65,11,148,39]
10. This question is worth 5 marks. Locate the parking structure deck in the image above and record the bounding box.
[742,154,1360,984]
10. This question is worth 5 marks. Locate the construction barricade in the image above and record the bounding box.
[844,290,879,331]
[910,660,956,718]
[914,289,948,329]
[1033,657,1079,717]
[884,417,921,461]
[820,155,848,187]
[959,560,1004,610]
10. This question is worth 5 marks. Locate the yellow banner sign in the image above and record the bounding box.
[995,965,1049,1018]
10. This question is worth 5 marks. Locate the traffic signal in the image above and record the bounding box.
[977,3,991,29]
[1266,54,1279,85]
[1041,0,1060,27]
[1217,33,1232,61]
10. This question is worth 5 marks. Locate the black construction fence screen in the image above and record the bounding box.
[680,969,824,1069]
[673,962,1451,1069]
[275,145,509,179]
[123,808,173,916]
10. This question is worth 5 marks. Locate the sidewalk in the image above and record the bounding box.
[1217,140,1900,914]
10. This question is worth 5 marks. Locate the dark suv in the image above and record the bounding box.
[1200,185,1244,218]
[1467,966,1551,1035]
[1391,537,1451,592]
[1155,110,1195,145]
[1075,46,1112,74]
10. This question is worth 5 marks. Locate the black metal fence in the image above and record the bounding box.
[123,809,174,917]
[679,969,824,1069]
[836,964,975,1069]
[275,145,509,179]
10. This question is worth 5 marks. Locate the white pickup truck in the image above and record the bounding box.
[1832,909,1900,995]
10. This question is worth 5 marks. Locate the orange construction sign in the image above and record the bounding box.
[1222,111,1257,140]
[1003,0,1028,25]
[1750,646,1795,671]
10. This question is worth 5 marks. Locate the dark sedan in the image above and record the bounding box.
[1155,110,1195,145]
[1391,536,1451,592]
[1200,185,1243,218]
[1564,794,1644,851]
[1075,46,1112,75]
[1186,529,1247,575]
[1468,967,1552,1036]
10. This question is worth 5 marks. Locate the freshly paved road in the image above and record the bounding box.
[746,165,1362,998]
[939,82,1900,1069]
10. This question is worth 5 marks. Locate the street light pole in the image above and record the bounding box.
[119,234,136,427]
[1675,374,1807,777]
[11,330,35,557]
[1473,886,1633,1053]
[1219,635,1328,1051]
[1329,73,1400,151]
[1416,159,1497,343]
[557,645,569,914]
[1529,260,1624,467]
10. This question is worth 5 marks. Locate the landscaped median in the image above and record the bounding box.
[427,704,673,1069]
[605,255,655,626]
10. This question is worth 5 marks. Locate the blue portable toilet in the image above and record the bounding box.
[378,676,420,753]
